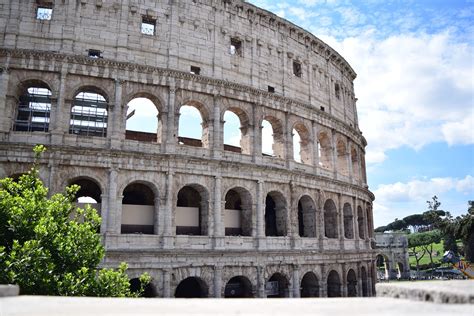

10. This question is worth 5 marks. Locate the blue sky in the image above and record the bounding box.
[128,0,473,228]
[246,0,473,227]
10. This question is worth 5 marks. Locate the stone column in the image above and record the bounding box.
[353,196,360,250]
[0,66,11,135]
[212,95,222,159]
[320,264,327,297]
[285,111,292,168]
[341,263,347,297]
[347,140,353,182]
[256,180,266,249]
[109,79,124,149]
[356,262,363,297]
[213,176,224,249]
[162,269,171,298]
[292,265,300,298]
[312,121,320,173]
[252,105,262,164]
[214,266,223,298]
[257,266,266,298]
[50,68,67,144]
[163,171,174,248]
[105,167,119,234]
[153,197,160,235]
[165,86,176,154]
[317,190,324,251]
[338,193,345,250]
[331,130,337,177]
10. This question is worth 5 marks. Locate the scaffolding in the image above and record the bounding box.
[13,87,51,132]
[69,92,108,137]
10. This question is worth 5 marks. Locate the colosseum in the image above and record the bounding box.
[0,0,376,298]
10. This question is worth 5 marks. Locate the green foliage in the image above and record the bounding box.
[0,145,151,296]
[408,230,442,272]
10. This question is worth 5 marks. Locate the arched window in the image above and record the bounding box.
[297,195,316,238]
[376,254,390,280]
[347,269,357,297]
[14,86,52,132]
[293,129,302,163]
[69,91,108,137]
[318,131,333,169]
[324,199,338,238]
[121,182,155,234]
[293,123,311,164]
[178,104,208,148]
[266,273,289,298]
[129,278,156,297]
[336,138,349,176]
[343,203,354,239]
[261,119,274,156]
[175,277,208,298]
[224,188,252,236]
[223,110,242,153]
[327,270,341,297]
[69,178,102,217]
[224,276,253,298]
[262,117,284,158]
[176,185,209,235]
[125,97,160,143]
[301,272,319,297]
[351,146,360,181]
[265,192,287,237]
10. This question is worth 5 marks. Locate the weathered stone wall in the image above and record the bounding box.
[0,0,375,298]
[375,233,411,280]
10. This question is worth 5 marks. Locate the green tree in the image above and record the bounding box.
[0,145,150,296]
[407,230,441,275]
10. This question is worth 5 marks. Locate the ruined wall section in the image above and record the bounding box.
[0,0,358,127]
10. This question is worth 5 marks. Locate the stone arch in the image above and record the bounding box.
[297,195,317,238]
[301,271,319,297]
[324,199,338,238]
[222,106,251,155]
[124,92,164,143]
[397,262,404,279]
[357,206,365,239]
[224,187,252,236]
[174,277,209,298]
[361,266,369,297]
[327,270,341,297]
[68,177,103,218]
[176,183,209,236]
[261,115,285,159]
[224,276,254,298]
[347,269,357,297]
[121,181,156,234]
[13,80,53,133]
[343,202,354,239]
[376,253,390,280]
[266,272,290,298]
[129,277,156,298]
[318,130,333,169]
[69,87,109,137]
[351,145,360,181]
[265,191,287,237]
[336,137,349,176]
[292,121,312,165]
[177,99,211,148]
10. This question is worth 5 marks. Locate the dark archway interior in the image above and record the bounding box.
[129,278,156,298]
[361,267,368,297]
[324,199,338,238]
[70,178,102,203]
[175,277,208,298]
[347,269,357,297]
[267,273,289,298]
[301,272,319,297]
[265,195,277,236]
[327,270,341,297]
[265,192,286,237]
[224,276,253,298]
[176,186,202,235]
[122,183,154,205]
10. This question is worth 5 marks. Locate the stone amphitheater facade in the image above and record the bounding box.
[0,0,376,298]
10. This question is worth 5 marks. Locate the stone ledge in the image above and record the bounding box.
[0,285,19,297]
[376,280,474,304]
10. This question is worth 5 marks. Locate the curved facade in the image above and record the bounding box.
[0,0,375,297]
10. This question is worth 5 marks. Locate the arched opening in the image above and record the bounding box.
[69,178,102,217]
[266,273,289,298]
[224,188,252,236]
[318,131,333,169]
[174,277,208,298]
[376,254,390,280]
[366,207,374,238]
[361,266,368,297]
[336,138,349,176]
[261,117,284,159]
[397,262,404,279]
[361,154,367,183]
[347,269,357,297]
[293,123,311,164]
[265,191,287,237]
[351,146,360,181]
[224,276,253,298]
[298,195,316,238]
[327,270,341,297]
[125,97,160,143]
[13,85,52,132]
[178,104,208,148]
[69,90,108,137]
[343,203,354,239]
[121,182,155,234]
[176,185,209,235]
[300,272,319,297]
[223,109,251,154]
[357,206,365,239]
[324,199,338,239]
[129,278,156,297]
